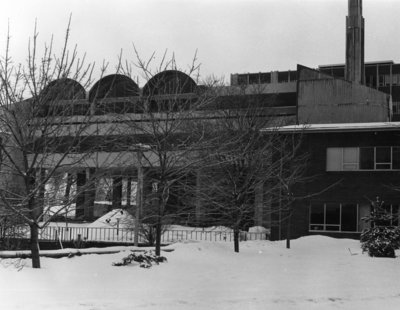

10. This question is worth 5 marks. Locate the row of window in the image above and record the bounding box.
[326,146,400,171]
[309,203,399,232]
[379,74,400,86]
[365,74,400,87]
[392,101,400,115]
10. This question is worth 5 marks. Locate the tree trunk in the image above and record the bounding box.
[154,191,162,256]
[30,224,41,268]
[286,211,291,249]
[155,216,162,256]
[234,229,240,253]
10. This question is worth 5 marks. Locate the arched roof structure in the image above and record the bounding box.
[40,78,86,102]
[142,70,197,96]
[89,74,139,102]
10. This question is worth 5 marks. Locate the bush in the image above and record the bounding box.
[361,226,400,258]
[112,250,167,268]
[360,198,400,258]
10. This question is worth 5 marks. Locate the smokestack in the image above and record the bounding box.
[345,0,365,84]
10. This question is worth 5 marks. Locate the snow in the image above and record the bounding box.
[2,235,400,309]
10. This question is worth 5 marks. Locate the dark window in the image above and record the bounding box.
[366,75,376,88]
[376,147,391,169]
[379,75,385,87]
[259,73,271,84]
[360,147,374,170]
[341,204,357,231]
[310,203,324,230]
[248,74,259,85]
[325,203,340,231]
[325,203,340,224]
[310,203,324,224]
[237,75,248,85]
[393,147,400,169]
[310,203,359,232]
[289,71,297,82]
[278,72,289,83]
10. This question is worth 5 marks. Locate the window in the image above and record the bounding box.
[384,74,391,86]
[259,73,271,84]
[375,147,391,169]
[327,147,400,171]
[392,74,400,86]
[343,147,358,170]
[378,75,385,87]
[309,203,359,232]
[393,102,400,115]
[326,148,342,171]
[366,75,376,87]
[278,72,289,83]
[359,147,374,169]
[393,147,400,169]
[341,203,358,231]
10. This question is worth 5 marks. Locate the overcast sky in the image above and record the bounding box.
[0,0,399,84]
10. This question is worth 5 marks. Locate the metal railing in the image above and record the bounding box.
[33,226,269,244]
[39,226,141,243]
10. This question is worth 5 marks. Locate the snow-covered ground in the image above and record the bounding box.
[2,236,400,310]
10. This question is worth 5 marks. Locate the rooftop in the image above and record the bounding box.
[318,60,395,69]
[263,122,400,133]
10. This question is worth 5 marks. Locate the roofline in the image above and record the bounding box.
[261,122,400,134]
[319,60,395,69]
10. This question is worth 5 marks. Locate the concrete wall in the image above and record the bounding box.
[297,66,390,124]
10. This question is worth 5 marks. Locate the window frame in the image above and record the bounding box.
[327,146,400,171]
[309,202,359,232]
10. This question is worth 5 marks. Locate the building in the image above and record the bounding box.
[230,0,400,240]
[267,122,400,240]
[2,0,398,241]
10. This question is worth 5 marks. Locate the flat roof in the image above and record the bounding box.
[319,60,395,69]
[262,122,400,133]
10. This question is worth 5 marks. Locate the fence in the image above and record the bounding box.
[35,226,269,244]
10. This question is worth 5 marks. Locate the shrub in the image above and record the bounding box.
[112,250,167,268]
[361,226,400,258]
[360,197,400,258]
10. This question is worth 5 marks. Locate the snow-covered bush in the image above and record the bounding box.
[112,251,167,268]
[360,198,400,258]
[361,226,400,258]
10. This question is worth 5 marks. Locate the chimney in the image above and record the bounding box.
[345,0,365,84]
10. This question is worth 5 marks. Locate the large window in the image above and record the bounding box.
[309,203,358,232]
[310,203,400,232]
[327,147,400,171]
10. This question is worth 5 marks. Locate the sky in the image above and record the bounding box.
[0,0,399,85]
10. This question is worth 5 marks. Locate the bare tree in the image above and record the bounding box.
[0,21,99,268]
[196,98,306,252]
[116,49,219,255]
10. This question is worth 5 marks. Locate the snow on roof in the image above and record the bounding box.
[262,122,400,133]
